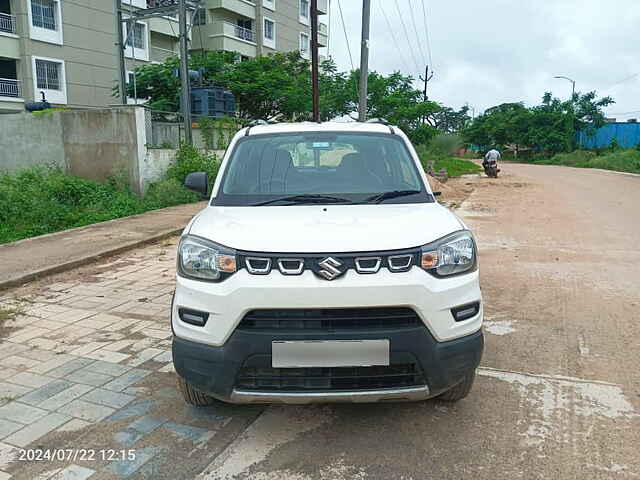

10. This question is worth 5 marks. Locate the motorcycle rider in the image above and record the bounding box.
[483,148,501,167]
[483,148,501,175]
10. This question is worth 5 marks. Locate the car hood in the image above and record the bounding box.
[188,203,464,253]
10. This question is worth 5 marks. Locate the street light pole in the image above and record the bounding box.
[554,75,576,98]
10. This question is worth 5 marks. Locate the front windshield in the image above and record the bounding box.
[215,132,431,206]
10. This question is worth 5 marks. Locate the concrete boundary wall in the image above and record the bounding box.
[0,106,155,194]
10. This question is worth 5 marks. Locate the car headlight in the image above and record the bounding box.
[177,235,237,282]
[421,231,477,277]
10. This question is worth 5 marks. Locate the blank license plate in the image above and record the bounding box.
[272,340,390,368]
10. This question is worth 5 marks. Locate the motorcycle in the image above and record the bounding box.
[483,160,500,178]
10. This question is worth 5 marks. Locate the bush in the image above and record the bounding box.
[415,144,482,177]
[165,143,220,189]
[530,148,640,174]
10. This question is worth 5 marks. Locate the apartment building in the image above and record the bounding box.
[191,0,329,60]
[0,0,182,113]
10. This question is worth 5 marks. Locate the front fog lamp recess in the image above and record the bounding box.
[178,308,209,326]
[451,302,480,322]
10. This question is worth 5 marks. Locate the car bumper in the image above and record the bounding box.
[172,328,484,404]
[172,267,482,346]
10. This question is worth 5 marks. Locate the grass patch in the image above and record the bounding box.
[431,157,483,177]
[530,149,640,174]
[0,145,220,245]
[415,144,482,178]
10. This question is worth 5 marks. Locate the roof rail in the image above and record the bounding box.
[245,119,269,136]
[365,117,394,134]
[365,118,389,125]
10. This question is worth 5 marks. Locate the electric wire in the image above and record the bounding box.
[337,0,354,71]
[600,72,639,92]
[421,0,433,69]
[408,0,427,67]
[377,0,412,74]
[393,0,421,75]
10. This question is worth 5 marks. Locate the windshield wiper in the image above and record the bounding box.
[364,190,422,204]
[253,194,353,206]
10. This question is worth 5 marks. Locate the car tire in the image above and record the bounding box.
[177,376,216,406]
[437,371,476,402]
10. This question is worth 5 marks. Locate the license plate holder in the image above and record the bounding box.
[272,340,390,368]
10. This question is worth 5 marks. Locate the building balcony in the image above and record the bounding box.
[151,46,178,63]
[148,17,181,38]
[208,21,257,57]
[317,0,328,15]
[0,77,20,98]
[0,12,16,35]
[209,0,256,19]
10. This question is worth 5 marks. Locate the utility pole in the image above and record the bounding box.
[311,0,320,122]
[114,0,127,105]
[178,0,192,144]
[255,0,263,56]
[358,0,371,122]
[420,65,434,102]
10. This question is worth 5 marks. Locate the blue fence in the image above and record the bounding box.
[577,122,640,149]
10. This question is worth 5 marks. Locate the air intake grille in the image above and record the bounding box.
[236,363,424,391]
[237,308,422,331]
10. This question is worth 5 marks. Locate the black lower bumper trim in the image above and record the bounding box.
[172,327,483,402]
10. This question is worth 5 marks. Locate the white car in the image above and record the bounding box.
[172,120,483,405]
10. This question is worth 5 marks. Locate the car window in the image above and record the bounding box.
[218,132,430,205]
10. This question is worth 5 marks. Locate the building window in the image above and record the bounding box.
[299,0,309,24]
[299,32,309,59]
[193,8,206,26]
[31,56,66,104]
[126,23,145,50]
[263,18,275,49]
[124,21,149,61]
[28,0,63,44]
[35,59,60,90]
[263,0,275,11]
[31,0,56,30]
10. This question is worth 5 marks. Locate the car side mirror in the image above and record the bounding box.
[433,191,442,197]
[184,172,208,197]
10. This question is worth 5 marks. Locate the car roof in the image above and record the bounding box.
[245,121,396,136]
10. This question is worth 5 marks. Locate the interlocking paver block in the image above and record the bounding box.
[46,358,95,378]
[102,369,150,392]
[6,372,53,389]
[84,360,132,377]
[0,383,31,400]
[81,389,134,409]
[3,355,42,371]
[56,418,91,433]
[106,399,159,422]
[38,384,94,411]
[63,368,113,387]
[4,412,71,447]
[57,400,115,422]
[18,380,74,406]
[49,465,95,480]
[27,354,76,375]
[0,418,22,438]
[83,349,130,364]
[0,402,48,425]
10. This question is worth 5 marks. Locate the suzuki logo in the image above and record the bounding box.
[317,257,343,280]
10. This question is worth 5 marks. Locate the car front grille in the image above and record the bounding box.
[237,307,422,331]
[236,363,425,391]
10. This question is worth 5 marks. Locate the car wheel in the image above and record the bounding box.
[177,376,216,406]
[437,371,476,402]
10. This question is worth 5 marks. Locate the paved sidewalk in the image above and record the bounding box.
[0,202,206,290]
[0,238,261,480]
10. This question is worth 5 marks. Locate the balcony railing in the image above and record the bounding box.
[151,46,178,62]
[0,78,21,98]
[0,12,16,34]
[228,22,254,42]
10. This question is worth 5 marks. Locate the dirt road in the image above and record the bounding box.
[0,163,638,480]
[202,163,640,480]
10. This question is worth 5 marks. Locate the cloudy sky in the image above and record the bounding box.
[325,0,640,120]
